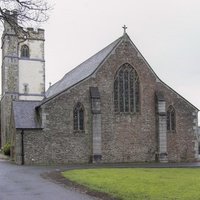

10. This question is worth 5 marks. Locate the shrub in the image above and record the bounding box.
[3,143,11,156]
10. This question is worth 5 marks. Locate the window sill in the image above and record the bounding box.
[167,130,176,133]
[73,130,85,134]
[114,112,140,115]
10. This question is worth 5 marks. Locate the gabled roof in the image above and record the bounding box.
[45,36,123,98]
[39,33,199,111]
[13,101,42,129]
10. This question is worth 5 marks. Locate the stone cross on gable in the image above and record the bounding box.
[122,25,127,34]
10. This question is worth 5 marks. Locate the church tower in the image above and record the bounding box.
[1,14,45,147]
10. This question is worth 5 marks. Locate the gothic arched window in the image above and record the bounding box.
[114,63,140,113]
[73,102,84,131]
[167,105,176,131]
[21,45,29,58]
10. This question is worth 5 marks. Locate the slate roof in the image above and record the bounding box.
[13,101,42,129]
[39,33,199,111]
[45,36,123,98]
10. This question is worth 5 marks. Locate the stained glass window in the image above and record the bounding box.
[167,106,176,131]
[73,102,84,131]
[114,63,140,113]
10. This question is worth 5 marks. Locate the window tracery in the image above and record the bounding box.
[73,102,84,131]
[21,45,30,58]
[167,105,176,131]
[114,63,139,113]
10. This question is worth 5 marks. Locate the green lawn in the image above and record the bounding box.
[62,168,200,200]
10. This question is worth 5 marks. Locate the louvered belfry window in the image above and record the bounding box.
[21,45,30,58]
[114,63,140,113]
[74,102,84,131]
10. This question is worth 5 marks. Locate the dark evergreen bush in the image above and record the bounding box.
[3,143,11,156]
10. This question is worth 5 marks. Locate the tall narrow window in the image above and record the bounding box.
[21,45,30,58]
[73,102,84,131]
[114,63,140,113]
[23,83,29,94]
[198,142,200,155]
[167,105,176,131]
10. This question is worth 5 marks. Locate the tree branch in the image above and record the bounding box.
[0,0,51,35]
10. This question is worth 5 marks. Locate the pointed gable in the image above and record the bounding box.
[45,36,123,98]
[41,33,198,111]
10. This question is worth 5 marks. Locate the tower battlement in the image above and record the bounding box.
[2,12,45,40]
[25,28,45,40]
[2,26,45,41]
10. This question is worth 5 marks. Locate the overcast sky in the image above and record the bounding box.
[1,0,200,122]
[43,0,200,122]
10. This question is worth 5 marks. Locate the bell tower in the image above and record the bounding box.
[1,13,45,147]
[17,27,45,101]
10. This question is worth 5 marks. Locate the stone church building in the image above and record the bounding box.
[1,18,199,165]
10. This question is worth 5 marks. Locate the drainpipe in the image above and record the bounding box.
[21,129,24,165]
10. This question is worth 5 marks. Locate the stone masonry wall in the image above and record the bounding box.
[16,37,198,164]
[156,82,198,162]
[28,38,158,164]
[24,78,95,164]
[1,23,19,147]
[95,39,158,162]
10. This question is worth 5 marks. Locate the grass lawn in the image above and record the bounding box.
[62,168,200,200]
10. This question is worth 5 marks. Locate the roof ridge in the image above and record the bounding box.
[58,36,122,83]
[44,35,123,100]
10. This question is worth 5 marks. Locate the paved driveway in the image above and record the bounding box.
[0,159,98,200]
[1,156,200,200]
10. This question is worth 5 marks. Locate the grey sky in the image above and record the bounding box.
[1,0,200,122]
[43,0,200,122]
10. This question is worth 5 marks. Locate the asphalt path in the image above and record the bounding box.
[1,155,200,200]
[0,159,98,200]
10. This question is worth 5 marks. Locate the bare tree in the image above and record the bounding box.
[0,0,51,35]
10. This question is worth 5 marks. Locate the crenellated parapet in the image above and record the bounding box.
[1,11,45,41]
[23,28,45,41]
